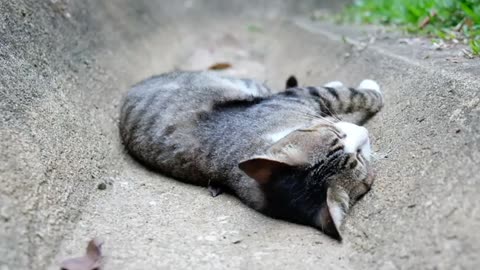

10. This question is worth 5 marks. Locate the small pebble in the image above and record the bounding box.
[97,183,107,190]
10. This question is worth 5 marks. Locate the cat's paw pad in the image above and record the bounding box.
[358,79,381,94]
[324,81,344,88]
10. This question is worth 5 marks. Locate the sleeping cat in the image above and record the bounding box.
[119,71,383,239]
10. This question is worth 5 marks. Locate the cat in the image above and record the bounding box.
[119,71,383,239]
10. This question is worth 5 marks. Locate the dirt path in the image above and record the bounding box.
[48,19,352,270]
[2,1,478,269]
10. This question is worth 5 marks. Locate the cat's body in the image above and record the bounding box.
[120,71,383,239]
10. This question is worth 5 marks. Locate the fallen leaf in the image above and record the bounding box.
[419,10,437,29]
[208,62,232,70]
[60,238,103,270]
[461,48,474,59]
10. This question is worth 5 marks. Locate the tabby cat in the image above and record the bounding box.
[119,71,383,239]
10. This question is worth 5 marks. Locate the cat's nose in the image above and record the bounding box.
[334,122,371,160]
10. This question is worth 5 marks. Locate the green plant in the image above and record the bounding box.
[470,39,480,54]
[340,0,480,55]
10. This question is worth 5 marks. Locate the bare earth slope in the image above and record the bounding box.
[0,1,478,269]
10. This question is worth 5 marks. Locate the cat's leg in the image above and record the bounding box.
[207,184,223,197]
[302,79,383,124]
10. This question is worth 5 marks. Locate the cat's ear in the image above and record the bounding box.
[285,75,298,88]
[240,143,309,184]
[238,157,293,184]
[317,187,350,240]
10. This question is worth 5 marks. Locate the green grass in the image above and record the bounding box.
[339,0,480,55]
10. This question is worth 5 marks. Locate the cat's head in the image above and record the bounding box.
[239,121,374,240]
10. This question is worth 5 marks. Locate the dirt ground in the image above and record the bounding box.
[1,1,478,269]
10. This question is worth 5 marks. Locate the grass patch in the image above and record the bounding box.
[339,0,480,54]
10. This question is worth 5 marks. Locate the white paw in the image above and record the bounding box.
[358,79,381,94]
[324,81,344,88]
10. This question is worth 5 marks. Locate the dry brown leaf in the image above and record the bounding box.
[60,238,103,270]
[208,62,232,70]
[419,10,437,29]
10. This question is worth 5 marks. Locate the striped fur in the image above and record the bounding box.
[119,71,383,239]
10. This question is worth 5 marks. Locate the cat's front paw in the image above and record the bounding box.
[358,79,381,94]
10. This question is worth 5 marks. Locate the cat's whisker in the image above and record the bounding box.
[300,111,337,125]
[322,106,342,122]
[370,152,384,161]
[304,107,341,123]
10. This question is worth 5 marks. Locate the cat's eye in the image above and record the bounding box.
[330,138,339,147]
